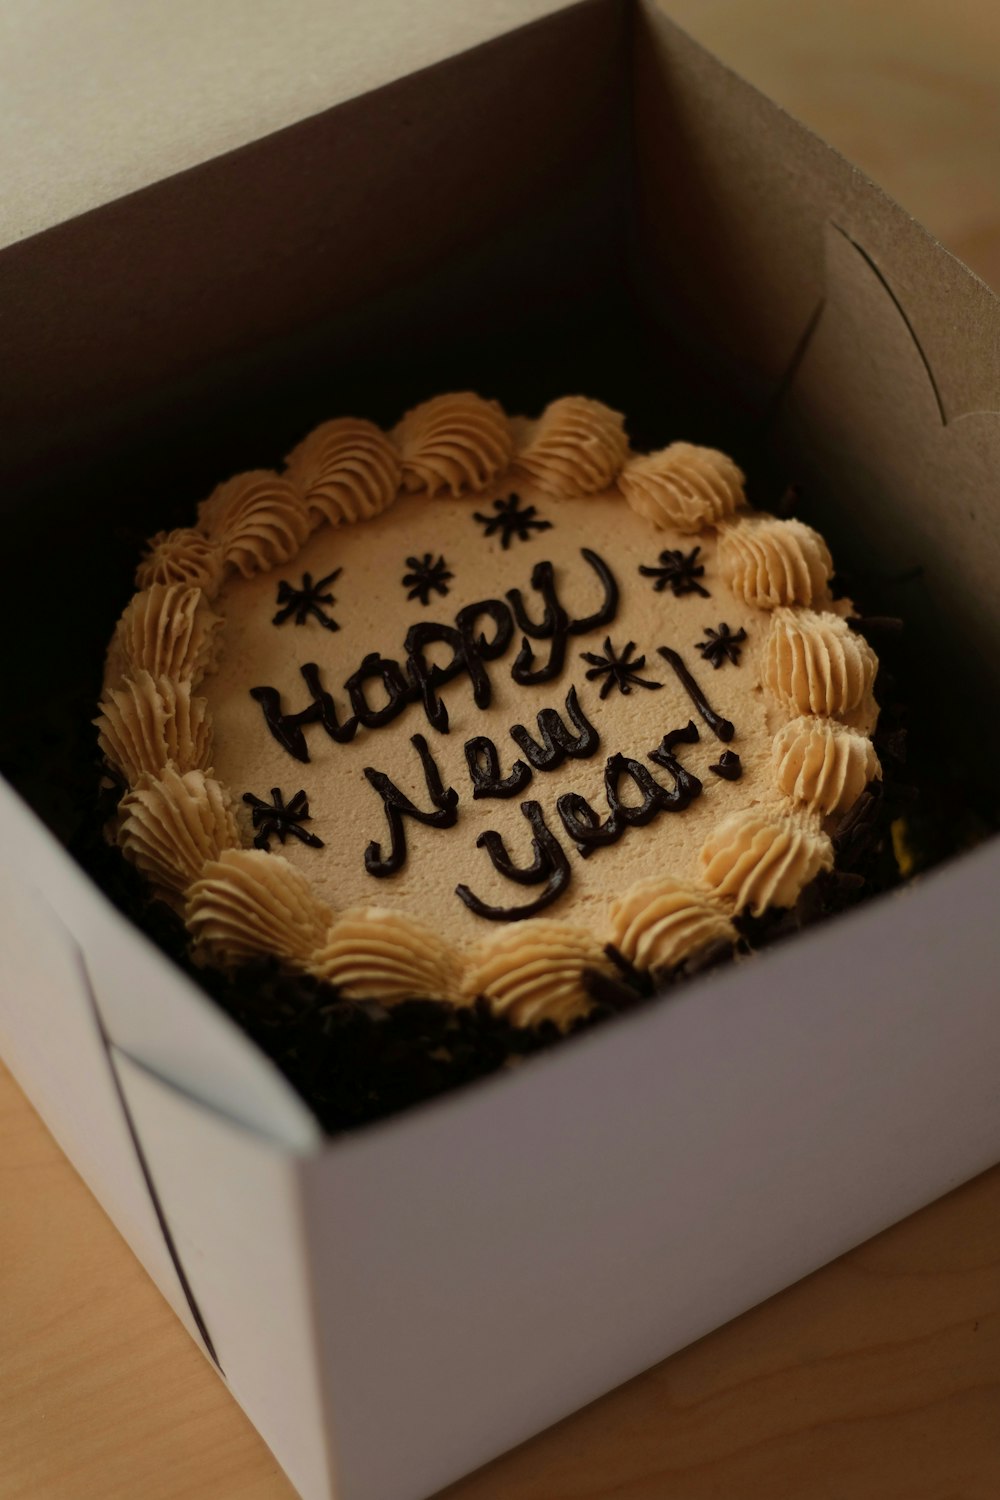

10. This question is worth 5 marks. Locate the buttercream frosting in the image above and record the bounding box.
[135,527,226,598]
[617,442,744,532]
[764,608,878,725]
[772,715,881,817]
[700,810,834,916]
[102,392,881,1024]
[310,907,460,1003]
[186,848,332,967]
[395,392,514,498]
[462,920,615,1029]
[198,469,312,578]
[514,396,628,496]
[96,671,212,785]
[117,767,239,901]
[717,515,832,609]
[286,417,402,527]
[108,584,221,688]
[608,874,737,974]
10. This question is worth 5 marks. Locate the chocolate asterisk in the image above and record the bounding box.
[638,545,710,598]
[580,637,663,700]
[472,493,552,550]
[272,568,343,631]
[695,622,747,669]
[402,552,453,605]
[242,787,324,850]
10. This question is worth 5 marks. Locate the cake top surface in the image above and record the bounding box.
[98,394,880,1028]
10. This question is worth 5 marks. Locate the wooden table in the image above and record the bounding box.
[3,3,1000,1496]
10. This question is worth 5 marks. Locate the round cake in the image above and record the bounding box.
[96,394,881,1028]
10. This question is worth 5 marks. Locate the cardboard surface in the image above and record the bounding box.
[1,3,999,1498]
[304,848,1000,1500]
[113,1051,333,1500]
[1,0,575,247]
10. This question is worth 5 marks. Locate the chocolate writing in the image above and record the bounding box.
[455,801,571,921]
[363,734,458,877]
[250,549,618,760]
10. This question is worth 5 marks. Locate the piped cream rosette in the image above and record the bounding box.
[98,394,880,1032]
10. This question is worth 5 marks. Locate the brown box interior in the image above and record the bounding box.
[2,0,997,855]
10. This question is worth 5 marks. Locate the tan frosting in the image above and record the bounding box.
[462,920,615,1030]
[106,393,881,1012]
[772,716,881,817]
[203,488,781,948]
[700,811,834,916]
[514,396,628,496]
[310,908,460,1003]
[395,392,514,498]
[135,527,226,598]
[96,671,212,785]
[117,767,240,901]
[107,584,221,689]
[617,442,744,532]
[608,874,737,974]
[764,608,879,725]
[198,469,311,577]
[186,848,332,968]
[717,515,832,609]
[286,417,401,526]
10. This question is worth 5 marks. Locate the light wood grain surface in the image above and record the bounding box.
[3,4,1000,1498]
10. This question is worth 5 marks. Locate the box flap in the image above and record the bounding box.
[0,779,320,1151]
[112,1049,335,1500]
[1,0,578,247]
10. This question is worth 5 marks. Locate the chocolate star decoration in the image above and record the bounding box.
[402,553,453,605]
[695,622,747,669]
[272,569,343,632]
[638,546,710,598]
[472,494,552,549]
[242,787,324,850]
[580,638,663,700]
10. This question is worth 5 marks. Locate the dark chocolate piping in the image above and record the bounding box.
[455,801,570,920]
[363,734,458,877]
[510,685,600,770]
[464,737,533,800]
[657,646,735,742]
[709,750,743,781]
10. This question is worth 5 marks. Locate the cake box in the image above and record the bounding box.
[2,3,999,1499]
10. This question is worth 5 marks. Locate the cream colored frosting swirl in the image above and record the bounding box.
[107,584,221,689]
[514,396,628,496]
[717,515,832,609]
[310,907,460,1003]
[117,767,240,901]
[700,811,834,916]
[608,875,737,974]
[395,392,514,499]
[197,469,312,577]
[764,608,878,723]
[135,528,226,598]
[462,920,615,1030]
[617,442,744,532]
[185,848,332,968]
[95,671,212,785]
[772,716,881,817]
[286,417,402,526]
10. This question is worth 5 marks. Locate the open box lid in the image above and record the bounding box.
[1,0,576,247]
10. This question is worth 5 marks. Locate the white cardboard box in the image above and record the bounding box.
[2,4,999,1499]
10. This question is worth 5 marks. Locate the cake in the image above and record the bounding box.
[96,394,881,1031]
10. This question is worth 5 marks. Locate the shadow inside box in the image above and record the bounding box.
[1,285,996,1137]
